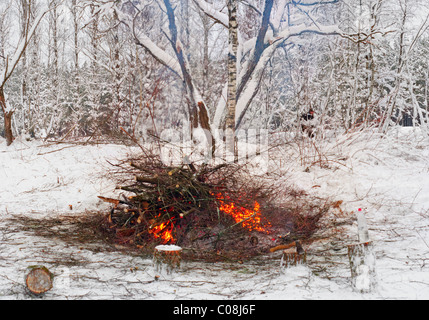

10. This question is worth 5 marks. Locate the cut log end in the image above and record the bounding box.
[153,245,182,274]
[25,266,53,295]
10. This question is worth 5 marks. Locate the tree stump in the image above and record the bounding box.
[347,242,376,293]
[280,250,307,268]
[25,266,53,295]
[348,208,376,292]
[153,245,182,274]
[279,240,306,268]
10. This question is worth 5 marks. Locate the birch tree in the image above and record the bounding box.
[225,0,238,160]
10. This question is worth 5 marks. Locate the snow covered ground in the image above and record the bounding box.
[0,127,428,300]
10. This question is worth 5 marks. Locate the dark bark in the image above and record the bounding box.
[0,87,14,146]
[236,0,274,102]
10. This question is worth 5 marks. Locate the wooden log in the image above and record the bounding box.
[347,208,376,292]
[25,266,53,295]
[135,175,159,184]
[356,209,370,243]
[129,161,152,173]
[347,241,376,292]
[153,245,182,274]
[270,241,297,253]
[98,196,120,206]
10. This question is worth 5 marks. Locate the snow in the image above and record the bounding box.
[155,245,183,252]
[133,33,183,80]
[0,127,429,300]
[0,140,125,216]
[192,0,229,28]
[0,8,48,90]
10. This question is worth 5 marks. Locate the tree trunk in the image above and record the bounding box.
[226,0,238,162]
[200,12,210,102]
[0,88,14,146]
[163,0,215,157]
[381,0,408,132]
[4,111,14,146]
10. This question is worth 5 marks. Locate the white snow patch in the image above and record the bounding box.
[155,245,182,252]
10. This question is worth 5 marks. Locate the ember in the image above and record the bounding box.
[214,193,271,234]
[149,219,175,244]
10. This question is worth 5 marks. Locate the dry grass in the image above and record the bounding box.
[6,213,143,259]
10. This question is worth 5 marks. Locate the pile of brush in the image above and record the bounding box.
[99,150,278,260]
[99,149,332,261]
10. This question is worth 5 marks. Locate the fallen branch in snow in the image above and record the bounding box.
[37,145,77,156]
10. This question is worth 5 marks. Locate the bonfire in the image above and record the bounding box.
[99,150,329,261]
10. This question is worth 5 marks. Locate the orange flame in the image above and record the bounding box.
[149,219,174,243]
[215,193,271,233]
[148,193,271,244]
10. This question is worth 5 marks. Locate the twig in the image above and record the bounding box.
[37,145,77,156]
[415,229,429,249]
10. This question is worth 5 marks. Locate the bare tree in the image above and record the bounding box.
[0,1,53,146]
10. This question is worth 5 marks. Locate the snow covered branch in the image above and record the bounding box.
[0,9,49,89]
[290,0,340,6]
[192,0,229,28]
[113,5,183,80]
[235,23,341,130]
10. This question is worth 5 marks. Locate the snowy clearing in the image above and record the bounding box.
[0,128,429,300]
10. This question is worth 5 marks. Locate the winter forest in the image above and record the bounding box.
[1,0,429,144]
[1,0,429,300]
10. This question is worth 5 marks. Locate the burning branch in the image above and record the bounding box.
[214,193,271,234]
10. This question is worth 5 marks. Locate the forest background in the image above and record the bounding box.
[1,0,429,149]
